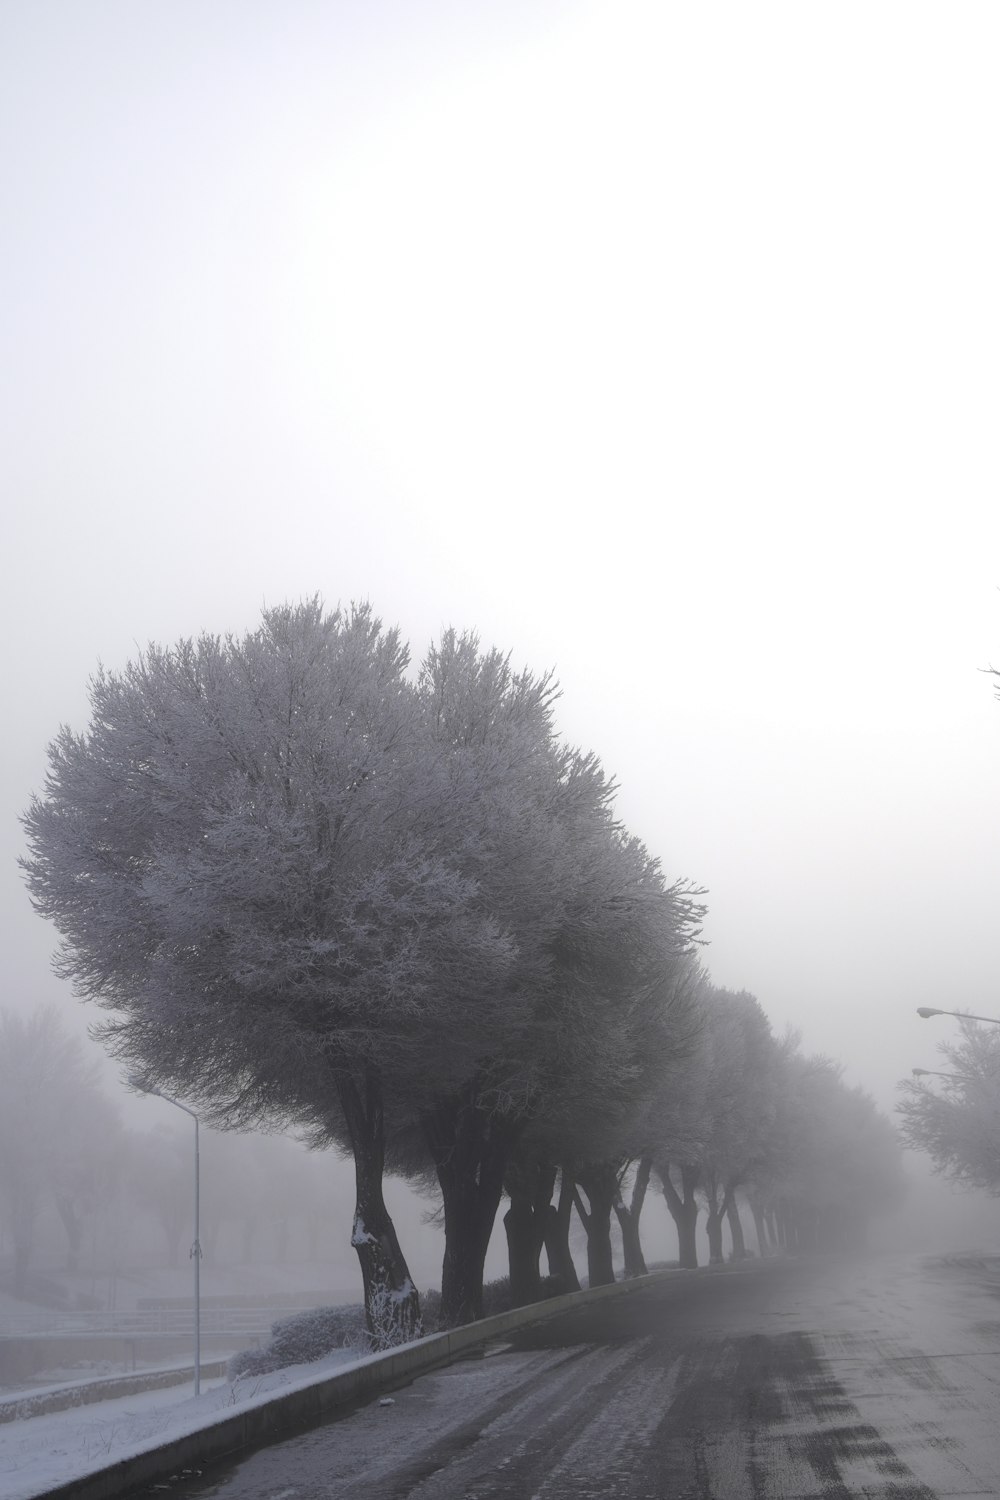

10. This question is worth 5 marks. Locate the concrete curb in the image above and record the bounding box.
[0,1363,230,1425]
[32,1270,673,1500]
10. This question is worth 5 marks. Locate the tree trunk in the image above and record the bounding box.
[422,1084,517,1327]
[574,1163,616,1287]
[504,1160,555,1308]
[705,1207,724,1263]
[703,1176,733,1265]
[726,1195,747,1259]
[543,1168,580,1292]
[659,1162,699,1269]
[749,1199,769,1256]
[613,1156,651,1278]
[504,1191,539,1308]
[339,1068,422,1346]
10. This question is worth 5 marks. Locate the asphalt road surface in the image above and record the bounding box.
[169,1252,1000,1498]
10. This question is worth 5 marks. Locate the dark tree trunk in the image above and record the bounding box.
[422,1085,518,1327]
[613,1155,651,1278]
[749,1198,769,1256]
[659,1162,699,1269]
[543,1168,581,1292]
[339,1068,422,1346]
[504,1190,539,1308]
[705,1207,724,1263]
[726,1194,747,1259]
[574,1162,617,1287]
[704,1177,733,1265]
[503,1160,556,1308]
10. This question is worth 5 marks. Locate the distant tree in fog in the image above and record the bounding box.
[128,1126,193,1267]
[51,1084,129,1273]
[750,1049,905,1253]
[898,1021,1000,1195]
[0,1006,117,1293]
[651,1010,905,1268]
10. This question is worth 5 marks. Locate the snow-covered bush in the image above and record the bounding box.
[227,1304,367,1380]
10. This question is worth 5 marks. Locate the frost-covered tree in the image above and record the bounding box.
[565,954,704,1288]
[772,1054,904,1249]
[404,633,704,1322]
[500,949,702,1302]
[654,1038,713,1269]
[693,989,778,1263]
[651,986,777,1266]
[731,1042,905,1254]
[21,601,511,1341]
[897,1021,1000,1194]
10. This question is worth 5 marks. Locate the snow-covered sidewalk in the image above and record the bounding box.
[0,1348,360,1500]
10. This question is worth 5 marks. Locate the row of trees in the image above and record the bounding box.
[510,981,904,1303]
[0,1008,344,1296]
[21,600,903,1339]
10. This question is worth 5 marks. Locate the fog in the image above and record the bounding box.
[3,0,1000,1307]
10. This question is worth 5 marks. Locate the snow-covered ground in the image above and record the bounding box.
[0,1346,362,1500]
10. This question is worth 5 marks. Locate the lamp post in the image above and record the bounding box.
[911,1067,968,1081]
[130,1078,201,1396]
[917,1007,1000,1025]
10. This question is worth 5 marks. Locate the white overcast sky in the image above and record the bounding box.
[3,1,1000,1118]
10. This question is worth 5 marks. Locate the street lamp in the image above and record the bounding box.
[129,1078,201,1396]
[917,1007,1000,1026]
[911,1067,967,1081]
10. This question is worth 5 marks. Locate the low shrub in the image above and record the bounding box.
[227,1303,367,1380]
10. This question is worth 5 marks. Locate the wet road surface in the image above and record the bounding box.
[164,1253,1000,1498]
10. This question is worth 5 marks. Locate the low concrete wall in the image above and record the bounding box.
[35,1271,671,1500]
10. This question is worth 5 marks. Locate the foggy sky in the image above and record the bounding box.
[4,0,1000,1140]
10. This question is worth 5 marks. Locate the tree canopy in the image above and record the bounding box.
[898,1021,1000,1194]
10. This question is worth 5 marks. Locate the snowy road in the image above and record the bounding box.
[167,1253,1000,1499]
